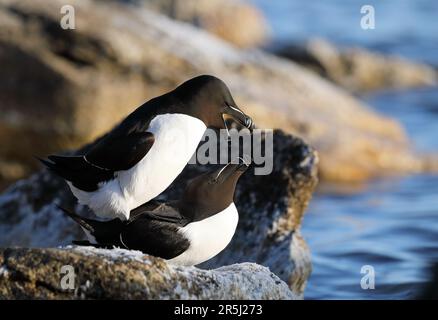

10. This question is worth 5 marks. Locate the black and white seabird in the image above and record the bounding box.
[58,159,249,266]
[40,75,253,221]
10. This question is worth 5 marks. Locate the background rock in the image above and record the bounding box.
[0,0,432,186]
[107,0,270,48]
[0,247,296,299]
[0,130,318,298]
[275,38,437,93]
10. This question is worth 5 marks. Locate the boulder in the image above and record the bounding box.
[0,130,318,298]
[275,38,437,93]
[107,0,270,48]
[0,247,296,299]
[0,0,430,187]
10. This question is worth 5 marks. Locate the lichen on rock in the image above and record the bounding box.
[0,247,297,299]
[0,130,318,299]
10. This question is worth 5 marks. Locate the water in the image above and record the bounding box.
[250,1,438,299]
[366,87,438,153]
[252,0,438,66]
[305,173,438,299]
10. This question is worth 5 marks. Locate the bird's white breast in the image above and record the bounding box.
[70,113,206,221]
[119,113,207,212]
[167,203,239,266]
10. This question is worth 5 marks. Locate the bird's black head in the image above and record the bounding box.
[179,158,250,221]
[173,75,254,132]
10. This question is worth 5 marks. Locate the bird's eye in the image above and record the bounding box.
[209,178,218,185]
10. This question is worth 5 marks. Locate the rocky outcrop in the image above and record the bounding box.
[0,0,431,187]
[0,130,318,299]
[108,0,270,48]
[0,247,296,299]
[275,38,437,93]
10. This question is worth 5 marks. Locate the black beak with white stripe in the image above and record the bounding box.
[61,159,250,266]
[222,103,254,134]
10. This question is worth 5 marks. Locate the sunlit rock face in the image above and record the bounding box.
[274,38,437,93]
[109,0,271,48]
[0,0,428,186]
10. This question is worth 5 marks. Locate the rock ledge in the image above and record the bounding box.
[0,247,296,299]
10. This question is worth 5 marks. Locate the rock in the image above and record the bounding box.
[418,262,438,300]
[109,0,270,48]
[0,130,318,298]
[0,0,431,186]
[275,38,437,93]
[0,247,296,299]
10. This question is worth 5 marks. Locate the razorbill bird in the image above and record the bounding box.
[40,75,253,221]
[58,159,249,266]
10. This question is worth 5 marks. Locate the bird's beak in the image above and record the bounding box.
[215,157,250,182]
[223,104,254,134]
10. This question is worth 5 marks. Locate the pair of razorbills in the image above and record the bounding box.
[41,75,255,266]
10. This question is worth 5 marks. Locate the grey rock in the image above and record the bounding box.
[0,247,296,299]
[0,130,318,298]
[275,38,437,93]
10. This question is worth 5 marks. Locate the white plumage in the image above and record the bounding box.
[168,203,239,266]
[69,113,207,220]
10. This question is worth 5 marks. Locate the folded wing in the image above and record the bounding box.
[39,131,155,191]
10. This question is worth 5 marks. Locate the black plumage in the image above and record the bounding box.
[39,75,252,191]
[60,160,249,261]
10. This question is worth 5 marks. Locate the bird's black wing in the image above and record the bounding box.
[40,131,154,191]
[129,199,167,221]
[86,131,155,171]
[121,207,190,259]
[128,202,186,225]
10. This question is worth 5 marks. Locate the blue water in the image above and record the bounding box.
[250,1,438,299]
[252,0,438,66]
[305,174,438,299]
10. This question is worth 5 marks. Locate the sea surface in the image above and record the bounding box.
[251,0,438,299]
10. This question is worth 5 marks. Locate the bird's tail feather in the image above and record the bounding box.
[37,155,114,191]
[56,205,95,233]
[37,155,89,180]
